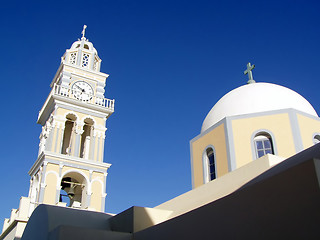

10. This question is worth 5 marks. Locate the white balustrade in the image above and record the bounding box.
[53,84,114,110]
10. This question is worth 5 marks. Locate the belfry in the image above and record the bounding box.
[33,25,114,211]
[1,26,115,238]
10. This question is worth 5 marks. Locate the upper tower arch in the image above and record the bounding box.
[61,113,77,155]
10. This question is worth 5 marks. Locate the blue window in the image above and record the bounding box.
[206,148,216,181]
[254,134,274,159]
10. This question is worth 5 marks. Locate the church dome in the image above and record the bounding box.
[201,82,318,133]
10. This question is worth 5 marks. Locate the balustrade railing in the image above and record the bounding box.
[53,84,114,110]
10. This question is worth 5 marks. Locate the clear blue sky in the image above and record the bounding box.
[0,0,319,222]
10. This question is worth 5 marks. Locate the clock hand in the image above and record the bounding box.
[75,85,84,92]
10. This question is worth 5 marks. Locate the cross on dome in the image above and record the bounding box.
[244,62,256,84]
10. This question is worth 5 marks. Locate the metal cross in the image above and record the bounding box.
[244,62,256,84]
[81,25,87,39]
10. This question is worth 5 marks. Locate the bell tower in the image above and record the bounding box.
[28,26,114,212]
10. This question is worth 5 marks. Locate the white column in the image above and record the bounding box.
[74,123,84,157]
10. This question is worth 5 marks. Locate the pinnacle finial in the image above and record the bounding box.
[244,62,256,84]
[81,25,87,39]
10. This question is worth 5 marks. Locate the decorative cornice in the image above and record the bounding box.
[28,151,111,176]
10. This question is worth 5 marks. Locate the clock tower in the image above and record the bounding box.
[28,26,114,212]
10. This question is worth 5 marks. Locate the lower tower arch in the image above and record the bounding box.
[59,170,89,209]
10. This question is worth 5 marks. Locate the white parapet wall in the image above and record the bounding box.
[1,197,32,240]
[155,154,285,219]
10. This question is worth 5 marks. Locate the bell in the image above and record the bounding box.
[67,183,76,199]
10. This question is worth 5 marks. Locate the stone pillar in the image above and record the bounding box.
[89,132,96,160]
[55,164,64,204]
[86,170,93,208]
[101,172,108,212]
[94,127,107,162]
[76,49,82,66]
[84,136,90,159]
[73,122,84,157]
[96,134,101,162]
[54,121,65,154]
[44,124,54,152]
[60,71,72,89]
[38,162,48,203]
[28,179,33,198]
[100,134,106,162]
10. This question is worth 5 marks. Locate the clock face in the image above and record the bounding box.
[71,81,94,101]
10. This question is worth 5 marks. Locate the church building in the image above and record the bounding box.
[190,62,320,188]
[1,28,320,240]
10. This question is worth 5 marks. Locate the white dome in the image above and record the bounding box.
[201,82,318,133]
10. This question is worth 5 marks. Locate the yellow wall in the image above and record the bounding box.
[55,108,105,126]
[297,114,320,149]
[90,172,105,211]
[231,113,296,168]
[191,123,228,188]
[91,181,102,211]
[43,163,59,204]
[190,112,315,188]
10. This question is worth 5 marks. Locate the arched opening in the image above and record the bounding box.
[79,118,94,159]
[69,52,77,65]
[313,134,320,144]
[203,146,216,183]
[206,148,216,181]
[59,171,87,208]
[61,114,77,155]
[254,132,274,159]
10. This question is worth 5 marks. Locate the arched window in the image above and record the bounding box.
[207,148,216,181]
[313,134,320,145]
[79,118,94,159]
[61,114,77,155]
[254,133,274,159]
[203,146,216,183]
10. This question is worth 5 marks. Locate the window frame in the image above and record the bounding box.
[251,130,277,160]
[313,133,320,145]
[202,145,217,184]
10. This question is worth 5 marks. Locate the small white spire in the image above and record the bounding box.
[244,62,256,84]
[81,25,87,39]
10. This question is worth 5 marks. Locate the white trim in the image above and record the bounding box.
[28,151,111,176]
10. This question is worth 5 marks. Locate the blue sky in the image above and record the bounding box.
[0,0,319,221]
